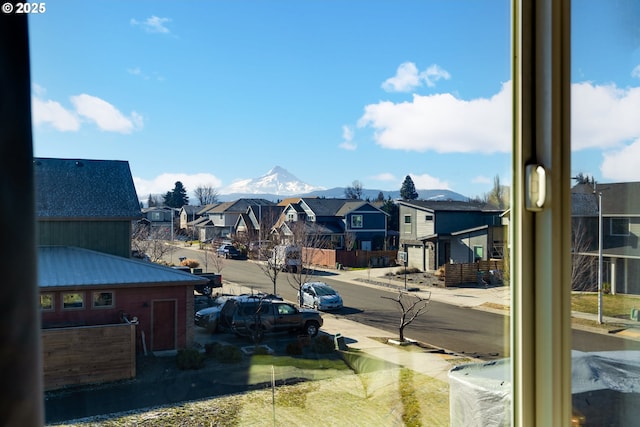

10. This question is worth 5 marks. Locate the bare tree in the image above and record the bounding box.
[571,218,597,291]
[344,180,364,199]
[285,221,329,305]
[205,241,226,274]
[131,223,176,263]
[194,185,219,205]
[381,291,431,342]
[344,231,356,251]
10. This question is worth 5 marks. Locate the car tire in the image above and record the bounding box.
[304,321,320,337]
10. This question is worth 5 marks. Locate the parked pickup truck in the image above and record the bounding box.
[172,266,222,296]
[218,294,323,341]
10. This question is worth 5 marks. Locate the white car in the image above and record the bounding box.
[299,282,343,311]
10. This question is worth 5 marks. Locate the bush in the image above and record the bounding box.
[253,345,270,356]
[286,342,303,356]
[180,258,200,268]
[310,335,335,354]
[206,343,243,363]
[204,342,222,355]
[176,348,205,370]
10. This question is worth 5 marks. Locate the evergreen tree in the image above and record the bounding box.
[381,197,399,231]
[376,191,385,202]
[163,181,189,208]
[400,175,419,200]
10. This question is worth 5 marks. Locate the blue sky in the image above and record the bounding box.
[28,1,640,201]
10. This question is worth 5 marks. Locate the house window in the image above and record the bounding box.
[474,246,484,262]
[610,218,629,236]
[403,215,412,233]
[351,214,363,228]
[62,292,85,310]
[150,211,162,221]
[93,291,114,308]
[287,213,295,221]
[425,214,433,221]
[40,293,54,311]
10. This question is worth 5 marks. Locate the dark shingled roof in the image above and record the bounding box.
[34,158,141,219]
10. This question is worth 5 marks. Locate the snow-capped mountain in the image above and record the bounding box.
[220,166,325,196]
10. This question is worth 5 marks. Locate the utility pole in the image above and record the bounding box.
[597,190,603,324]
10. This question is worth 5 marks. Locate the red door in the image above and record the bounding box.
[152,300,176,351]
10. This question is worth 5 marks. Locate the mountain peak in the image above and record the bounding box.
[220,166,325,195]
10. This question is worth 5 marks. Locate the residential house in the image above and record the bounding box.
[397,200,504,271]
[571,182,640,294]
[272,198,389,250]
[179,205,203,239]
[34,158,207,390]
[197,198,275,241]
[234,204,284,242]
[139,206,176,237]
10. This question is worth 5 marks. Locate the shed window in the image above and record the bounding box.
[93,291,114,308]
[40,293,54,311]
[62,292,85,310]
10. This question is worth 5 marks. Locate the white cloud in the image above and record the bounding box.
[408,173,450,190]
[31,96,80,131]
[421,64,451,88]
[632,64,640,79]
[339,125,356,150]
[472,175,492,185]
[572,82,640,150]
[70,94,143,134]
[133,173,223,201]
[130,16,172,34]
[370,172,397,182]
[360,81,511,154]
[382,62,451,93]
[601,138,640,181]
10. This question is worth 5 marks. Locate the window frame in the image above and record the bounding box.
[92,290,115,309]
[350,214,363,229]
[40,293,55,311]
[62,291,85,310]
[609,217,630,236]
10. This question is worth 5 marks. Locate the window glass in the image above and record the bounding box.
[93,291,114,308]
[40,293,54,311]
[29,1,512,424]
[62,292,84,310]
[571,1,640,424]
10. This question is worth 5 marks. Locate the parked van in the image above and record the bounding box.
[271,245,302,272]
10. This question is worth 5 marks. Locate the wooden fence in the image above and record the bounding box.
[302,247,398,269]
[41,323,136,391]
[444,260,504,287]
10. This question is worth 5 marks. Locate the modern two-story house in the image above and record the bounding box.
[571,182,640,295]
[397,200,505,271]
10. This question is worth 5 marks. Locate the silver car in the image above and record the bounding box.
[299,282,343,311]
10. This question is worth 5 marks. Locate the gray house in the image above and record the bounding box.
[197,199,275,240]
[397,200,504,271]
[571,182,640,294]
